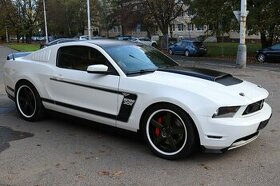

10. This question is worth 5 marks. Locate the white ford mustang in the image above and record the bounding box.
[4,40,272,159]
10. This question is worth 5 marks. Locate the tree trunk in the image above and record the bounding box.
[160,26,169,49]
[161,34,168,50]
[260,32,273,48]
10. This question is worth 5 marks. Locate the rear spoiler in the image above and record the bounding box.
[7,52,31,60]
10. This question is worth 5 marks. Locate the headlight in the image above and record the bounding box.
[212,106,240,118]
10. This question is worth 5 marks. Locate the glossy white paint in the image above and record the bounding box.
[4,41,272,151]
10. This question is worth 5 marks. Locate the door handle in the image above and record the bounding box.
[50,75,64,81]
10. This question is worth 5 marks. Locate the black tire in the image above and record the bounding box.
[184,50,190,57]
[151,43,157,48]
[15,81,45,121]
[141,103,198,160]
[257,53,266,63]
[169,49,174,55]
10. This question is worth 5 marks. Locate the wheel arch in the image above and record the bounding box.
[139,101,201,145]
[14,78,42,97]
[16,79,33,89]
[15,79,42,97]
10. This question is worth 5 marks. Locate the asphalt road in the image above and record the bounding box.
[0,46,280,186]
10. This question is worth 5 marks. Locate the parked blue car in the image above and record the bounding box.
[169,40,207,56]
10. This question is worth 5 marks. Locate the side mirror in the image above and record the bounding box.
[87,64,109,74]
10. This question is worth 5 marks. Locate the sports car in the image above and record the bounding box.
[4,40,272,159]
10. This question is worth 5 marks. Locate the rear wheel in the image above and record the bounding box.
[185,50,190,57]
[15,81,45,121]
[142,103,197,160]
[257,53,266,63]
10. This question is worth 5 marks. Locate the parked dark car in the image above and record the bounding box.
[40,38,78,48]
[256,43,280,62]
[168,40,207,56]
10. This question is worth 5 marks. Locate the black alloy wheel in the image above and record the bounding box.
[16,81,45,121]
[142,103,197,160]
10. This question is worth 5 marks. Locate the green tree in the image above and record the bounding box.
[144,0,185,48]
[186,0,238,41]
[247,0,280,48]
[96,0,116,37]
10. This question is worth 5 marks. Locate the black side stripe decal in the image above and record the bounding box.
[50,78,121,95]
[42,96,137,122]
[45,78,137,122]
[42,98,116,120]
[117,93,137,122]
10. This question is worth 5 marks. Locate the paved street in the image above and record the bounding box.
[0,46,279,186]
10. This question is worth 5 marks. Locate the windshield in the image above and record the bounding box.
[105,44,178,75]
[193,42,203,47]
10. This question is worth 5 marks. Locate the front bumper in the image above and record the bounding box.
[197,102,272,150]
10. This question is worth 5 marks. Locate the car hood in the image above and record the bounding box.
[257,47,270,53]
[131,68,268,106]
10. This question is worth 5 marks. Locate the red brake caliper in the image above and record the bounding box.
[155,117,163,137]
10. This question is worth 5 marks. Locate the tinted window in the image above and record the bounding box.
[57,46,109,71]
[139,38,150,41]
[176,41,182,46]
[181,41,188,46]
[105,45,178,74]
[271,44,280,50]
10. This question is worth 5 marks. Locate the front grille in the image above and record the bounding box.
[243,100,264,115]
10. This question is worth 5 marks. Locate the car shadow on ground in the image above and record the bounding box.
[45,110,236,162]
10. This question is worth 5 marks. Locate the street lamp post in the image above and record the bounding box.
[87,0,92,40]
[43,0,48,44]
[236,0,248,68]
[5,26,9,43]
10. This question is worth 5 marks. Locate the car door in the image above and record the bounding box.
[173,41,184,54]
[46,45,120,126]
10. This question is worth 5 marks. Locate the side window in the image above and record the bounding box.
[181,41,187,47]
[271,44,280,50]
[176,41,182,46]
[57,46,110,71]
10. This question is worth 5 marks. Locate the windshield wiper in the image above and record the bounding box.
[126,68,157,75]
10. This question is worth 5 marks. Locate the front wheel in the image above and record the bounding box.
[169,49,174,55]
[15,81,45,121]
[257,53,266,63]
[142,103,197,160]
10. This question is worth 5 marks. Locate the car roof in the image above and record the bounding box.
[85,39,137,48]
[180,40,195,42]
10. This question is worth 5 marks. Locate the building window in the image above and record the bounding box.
[113,26,120,33]
[187,8,194,16]
[178,9,184,17]
[171,24,175,31]
[177,24,184,31]
[196,25,203,31]
[187,23,193,31]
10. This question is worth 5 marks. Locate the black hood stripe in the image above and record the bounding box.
[158,67,243,86]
